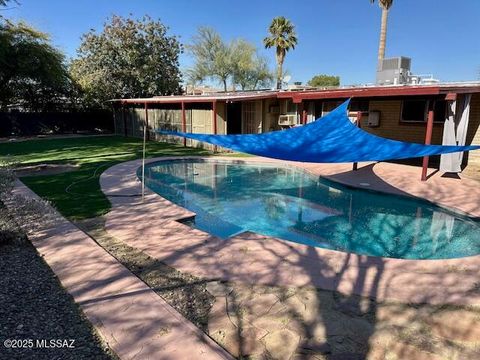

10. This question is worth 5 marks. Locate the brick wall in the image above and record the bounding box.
[362,100,443,144]
[465,93,480,168]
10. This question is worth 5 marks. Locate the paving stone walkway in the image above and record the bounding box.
[8,181,232,360]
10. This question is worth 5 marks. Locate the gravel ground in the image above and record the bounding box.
[0,203,116,360]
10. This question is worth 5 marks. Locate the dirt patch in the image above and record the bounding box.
[15,163,79,176]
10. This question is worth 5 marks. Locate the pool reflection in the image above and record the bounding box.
[143,160,480,259]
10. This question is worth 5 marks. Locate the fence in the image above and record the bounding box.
[113,105,218,150]
[0,111,114,137]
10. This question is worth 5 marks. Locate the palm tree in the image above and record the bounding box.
[371,0,394,69]
[263,16,298,90]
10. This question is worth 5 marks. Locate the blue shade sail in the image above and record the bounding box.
[158,100,480,163]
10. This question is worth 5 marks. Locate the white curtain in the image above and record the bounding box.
[439,100,458,172]
[455,94,472,158]
[439,94,472,173]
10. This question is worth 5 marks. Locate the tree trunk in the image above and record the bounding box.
[377,7,389,70]
[276,49,284,90]
[222,78,227,92]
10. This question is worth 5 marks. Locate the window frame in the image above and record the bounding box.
[400,99,446,124]
[285,99,298,115]
[400,99,429,123]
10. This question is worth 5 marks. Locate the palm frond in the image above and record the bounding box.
[370,0,394,10]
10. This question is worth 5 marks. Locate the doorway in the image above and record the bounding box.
[227,102,242,134]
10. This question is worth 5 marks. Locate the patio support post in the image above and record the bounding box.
[122,103,127,137]
[141,102,148,202]
[297,102,305,125]
[181,101,186,147]
[353,111,363,171]
[144,102,150,141]
[212,101,217,152]
[421,109,435,181]
[112,103,117,135]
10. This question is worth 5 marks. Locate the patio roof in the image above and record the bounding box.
[115,82,480,105]
[279,83,480,103]
[117,91,278,104]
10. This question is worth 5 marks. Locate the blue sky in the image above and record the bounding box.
[6,0,480,86]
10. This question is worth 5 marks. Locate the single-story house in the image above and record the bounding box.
[113,82,480,177]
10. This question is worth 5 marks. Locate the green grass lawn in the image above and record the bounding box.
[0,136,211,219]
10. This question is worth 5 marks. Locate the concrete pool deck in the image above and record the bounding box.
[8,180,233,360]
[100,157,480,306]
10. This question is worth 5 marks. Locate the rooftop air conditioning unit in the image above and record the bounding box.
[278,114,297,126]
[376,56,411,85]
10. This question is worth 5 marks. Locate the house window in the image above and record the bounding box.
[433,100,447,123]
[242,101,257,133]
[321,100,369,116]
[285,99,297,115]
[322,100,342,116]
[242,101,263,133]
[401,99,427,122]
[349,100,369,112]
[401,99,446,123]
[322,101,341,116]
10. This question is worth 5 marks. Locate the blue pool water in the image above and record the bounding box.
[142,160,480,260]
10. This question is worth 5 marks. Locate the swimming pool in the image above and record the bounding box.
[142,159,480,260]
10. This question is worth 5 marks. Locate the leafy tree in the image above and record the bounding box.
[231,39,273,90]
[307,74,340,88]
[184,67,205,89]
[370,0,394,68]
[0,0,16,7]
[71,15,182,109]
[0,21,73,111]
[187,27,233,92]
[187,27,272,92]
[263,16,298,90]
